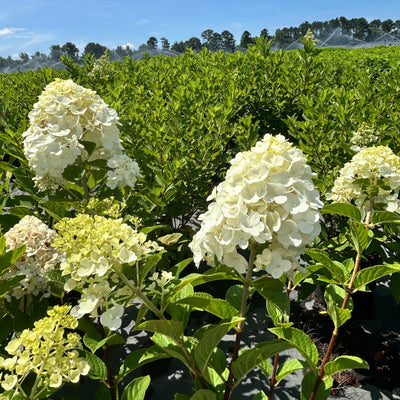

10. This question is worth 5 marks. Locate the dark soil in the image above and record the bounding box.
[290,285,400,397]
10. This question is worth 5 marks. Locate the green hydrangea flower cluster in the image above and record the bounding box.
[0,305,89,398]
[53,214,162,330]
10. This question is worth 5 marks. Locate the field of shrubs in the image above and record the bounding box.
[0,36,400,400]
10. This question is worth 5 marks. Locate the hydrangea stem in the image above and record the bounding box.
[268,280,293,400]
[98,312,118,400]
[308,203,374,400]
[117,270,207,388]
[223,241,257,400]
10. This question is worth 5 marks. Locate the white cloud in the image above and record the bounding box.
[136,19,149,26]
[0,27,27,37]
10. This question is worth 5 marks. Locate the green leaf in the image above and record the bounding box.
[118,345,170,379]
[269,327,319,372]
[304,249,348,283]
[165,269,241,304]
[321,203,361,221]
[326,302,351,329]
[276,359,305,384]
[232,340,292,381]
[0,235,5,256]
[45,269,69,285]
[175,295,240,319]
[254,277,290,319]
[80,350,107,380]
[0,276,24,297]
[194,317,244,373]
[266,301,292,327]
[225,285,245,311]
[353,264,400,289]
[39,201,69,220]
[371,211,400,226]
[324,285,353,328]
[0,245,26,276]
[324,356,369,377]
[166,283,193,328]
[93,386,112,400]
[175,395,191,400]
[135,303,149,324]
[189,389,217,400]
[350,220,371,253]
[253,391,268,400]
[151,333,192,370]
[208,348,227,375]
[259,359,272,379]
[121,375,151,400]
[158,232,183,245]
[83,332,125,354]
[81,140,97,157]
[390,272,400,304]
[136,319,184,342]
[301,371,333,400]
[138,252,164,284]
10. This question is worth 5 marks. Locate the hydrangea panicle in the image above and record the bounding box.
[22,78,141,190]
[0,305,89,396]
[189,134,323,279]
[54,214,163,330]
[350,125,379,152]
[3,215,64,299]
[327,146,400,212]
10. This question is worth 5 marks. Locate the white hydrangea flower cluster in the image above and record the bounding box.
[3,215,63,299]
[22,78,141,190]
[350,125,379,152]
[327,146,400,212]
[189,134,323,278]
[53,214,163,330]
[0,305,89,396]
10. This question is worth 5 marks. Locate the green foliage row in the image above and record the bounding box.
[2,41,400,229]
[1,38,400,400]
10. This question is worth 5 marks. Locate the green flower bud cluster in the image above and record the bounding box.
[0,305,89,398]
[53,214,162,330]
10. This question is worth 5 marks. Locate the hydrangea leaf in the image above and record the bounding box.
[276,359,306,385]
[353,264,400,289]
[305,248,348,284]
[121,375,151,400]
[118,345,170,379]
[80,351,107,380]
[301,370,333,400]
[350,220,372,253]
[136,319,184,342]
[194,317,244,373]
[232,340,292,381]
[269,327,319,372]
[189,389,217,400]
[175,295,239,319]
[321,203,361,221]
[323,356,369,377]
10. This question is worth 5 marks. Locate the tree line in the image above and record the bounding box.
[1,16,400,70]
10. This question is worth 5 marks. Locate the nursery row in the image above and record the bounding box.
[0,36,400,400]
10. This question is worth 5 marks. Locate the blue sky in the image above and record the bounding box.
[1,0,399,58]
